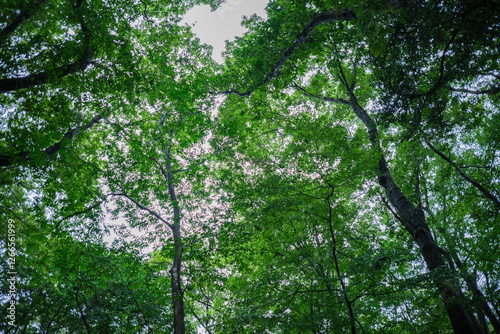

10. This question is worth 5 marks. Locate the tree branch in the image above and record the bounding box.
[448,86,500,95]
[378,191,405,225]
[220,8,356,97]
[0,114,103,167]
[0,0,46,45]
[55,194,109,230]
[411,28,460,98]
[0,0,95,93]
[74,286,93,334]
[111,192,173,230]
[425,140,500,208]
[293,83,350,105]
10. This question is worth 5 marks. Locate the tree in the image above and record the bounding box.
[0,183,173,333]
[1,0,499,333]
[210,0,499,332]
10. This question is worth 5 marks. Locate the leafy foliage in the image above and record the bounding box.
[1,0,499,333]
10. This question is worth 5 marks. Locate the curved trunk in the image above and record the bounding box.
[350,99,482,334]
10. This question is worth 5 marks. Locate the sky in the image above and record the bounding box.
[182,0,269,63]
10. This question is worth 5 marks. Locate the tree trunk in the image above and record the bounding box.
[349,98,482,334]
[171,227,185,334]
[166,157,185,334]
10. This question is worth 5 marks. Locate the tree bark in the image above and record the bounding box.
[167,159,185,334]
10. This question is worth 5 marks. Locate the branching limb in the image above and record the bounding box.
[111,192,173,230]
[0,114,103,167]
[378,191,405,225]
[0,0,47,45]
[219,8,356,97]
[172,145,225,174]
[425,140,500,208]
[411,28,460,98]
[292,83,350,105]
[55,194,110,230]
[0,0,95,93]
[437,247,456,271]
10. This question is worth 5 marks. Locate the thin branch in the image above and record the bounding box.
[0,203,31,228]
[55,195,109,230]
[185,297,213,334]
[293,83,350,105]
[0,114,103,167]
[437,247,456,271]
[425,140,500,208]
[172,145,225,174]
[74,286,93,334]
[138,0,154,24]
[448,86,500,95]
[411,28,460,98]
[111,192,173,229]
[378,191,405,224]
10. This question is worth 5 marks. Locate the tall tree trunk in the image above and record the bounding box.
[349,98,482,334]
[166,157,185,334]
[171,227,185,334]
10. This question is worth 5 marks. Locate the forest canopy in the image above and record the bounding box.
[1,0,499,333]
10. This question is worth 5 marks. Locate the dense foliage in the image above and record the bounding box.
[1,0,499,333]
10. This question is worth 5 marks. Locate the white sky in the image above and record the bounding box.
[182,0,269,63]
